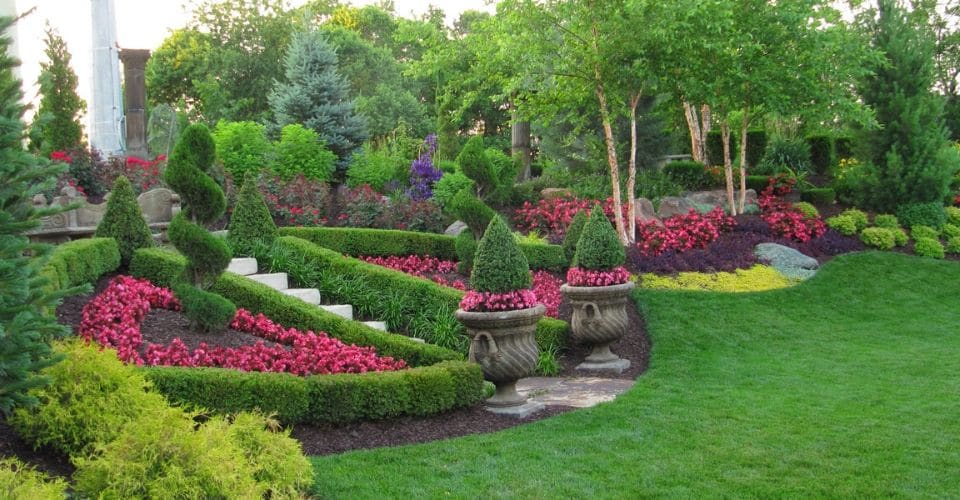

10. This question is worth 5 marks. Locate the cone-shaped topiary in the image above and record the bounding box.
[573,205,626,270]
[163,124,235,331]
[227,172,277,257]
[470,216,531,294]
[94,176,153,266]
[562,209,588,262]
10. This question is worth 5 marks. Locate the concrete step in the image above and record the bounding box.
[283,288,321,305]
[247,272,288,291]
[227,257,258,276]
[320,304,353,320]
[362,321,387,331]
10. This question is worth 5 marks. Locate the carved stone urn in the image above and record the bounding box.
[561,281,635,372]
[455,304,545,415]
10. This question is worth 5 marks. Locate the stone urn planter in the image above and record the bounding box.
[561,281,635,373]
[456,304,545,416]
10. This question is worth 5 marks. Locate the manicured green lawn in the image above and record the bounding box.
[309,252,960,497]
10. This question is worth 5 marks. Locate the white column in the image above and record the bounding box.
[89,0,123,154]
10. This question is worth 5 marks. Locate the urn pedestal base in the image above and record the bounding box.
[576,357,631,374]
[561,281,635,373]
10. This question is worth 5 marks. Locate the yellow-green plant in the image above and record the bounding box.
[638,265,796,292]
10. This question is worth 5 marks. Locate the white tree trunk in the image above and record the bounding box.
[738,112,750,213]
[627,93,640,244]
[591,26,627,244]
[721,121,737,216]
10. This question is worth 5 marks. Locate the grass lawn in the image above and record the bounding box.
[309,251,960,497]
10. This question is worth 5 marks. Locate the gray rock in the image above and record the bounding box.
[657,196,696,219]
[444,220,468,237]
[687,190,726,207]
[754,243,819,280]
[137,188,179,224]
[634,197,661,225]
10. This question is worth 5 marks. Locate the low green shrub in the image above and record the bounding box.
[663,160,710,191]
[562,209,588,262]
[72,407,262,499]
[280,226,456,260]
[0,458,67,499]
[94,176,154,266]
[40,238,120,292]
[860,227,896,250]
[911,225,940,241]
[873,214,900,229]
[173,283,237,333]
[278,226,567,271]
[800,187,836,205]
[892,228,909,247]
[897,202,947,229]
[449,188,496,238]
[227,172,278,257]
[9,338,170,458]
[839,209,869,231]
[746,175,770,193]
[941,223,960,240]
[455,230,477,274]
[946,236,960,254]
[220,411,314,497]
[945,206,960,226]
[914,237,945,259]
[792,202,819,219]
[826,215,858,236]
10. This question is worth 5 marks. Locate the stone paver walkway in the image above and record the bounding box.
[516,377,635,408]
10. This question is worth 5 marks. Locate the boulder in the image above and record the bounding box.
[541,188,573,200]
[754,243,819,280]
[687,190,726,207]
[634,198,661,225]
[445,220,469,237]
[137,187,179,224]
[657,196,696,219]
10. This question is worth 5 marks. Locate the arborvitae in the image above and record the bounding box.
[30,25,85,155]
[269,30,368,163]
[854,0,960,212]
[227,172,277,257]
[163,124,235,332]
[470,216,531,294]
[573,206,625,270]
[0,16,80,415]
[562,209,588,262]
[95,176,154,266]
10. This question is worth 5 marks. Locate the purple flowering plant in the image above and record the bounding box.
[407,134,442,200]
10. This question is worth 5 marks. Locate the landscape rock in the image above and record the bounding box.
[634,197,661,225]
[445,220,468,237]
[541,188,573,200]
[657,196,696,219]
[754,243,819,280]
[138,187,180,223]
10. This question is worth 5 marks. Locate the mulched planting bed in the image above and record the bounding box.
[29,273,651,461]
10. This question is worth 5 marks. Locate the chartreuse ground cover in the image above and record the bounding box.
[309,252,960,497]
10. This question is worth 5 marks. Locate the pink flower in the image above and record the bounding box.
[459,289,539,312]
[565,267,631,287]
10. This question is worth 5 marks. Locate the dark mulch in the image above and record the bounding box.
[0,420,74,481]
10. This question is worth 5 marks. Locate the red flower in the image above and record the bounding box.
[565,267,631,286]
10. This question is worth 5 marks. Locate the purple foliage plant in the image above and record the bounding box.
[407,134,442,200]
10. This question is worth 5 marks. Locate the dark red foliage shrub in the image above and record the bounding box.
[512,196,634,242]
[758,182,826,243]
[257,173,331,227]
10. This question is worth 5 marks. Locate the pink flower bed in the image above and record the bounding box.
[565,267,631,287]
[758,183,826,243]
[79,276,406,375]
[635,207,736,257]
[512,196,634,241]
[459,289,539,313]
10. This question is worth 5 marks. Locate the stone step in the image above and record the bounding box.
[320,304,353,320]
[247,272,288,291]
[283,288,321,305]
[362,321,387,331]
[227,258,258,276]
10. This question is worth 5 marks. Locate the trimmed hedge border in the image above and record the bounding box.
[271,236,570,365]
[130,248,485,424]
[40,238,121,293]
[279,226,568,272]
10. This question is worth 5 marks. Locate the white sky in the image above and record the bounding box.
[8,0,494,126]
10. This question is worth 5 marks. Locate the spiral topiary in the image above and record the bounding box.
[163,124,235,332]
[573,205,625,270]
[562,209,588,262]
[454,230,477,274]
[470,216,531,294]
[94,176,154,266]
[227,172,277,257]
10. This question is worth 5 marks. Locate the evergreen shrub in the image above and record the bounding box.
[663,160,711,190]
[946,236,960,254]
[470,217,531,294]
[860,227,897,250]
[94,176,154,266]
[0,458,66,499]
[745,130,767,169]
[839,209,869,231]
[573,206,626,270]
[455,230,477,274]
[897,202,947,229]
[941,223,960,239]
[945,206,960,226]
[792,202,819,219]
[227,172,277,257]
[562,209,588,262]
[800,188,836,205]
[914,237,945,259]
[450,188,496,239]
[806,134,834,174]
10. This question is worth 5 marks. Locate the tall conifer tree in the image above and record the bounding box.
[30,25,86,155]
